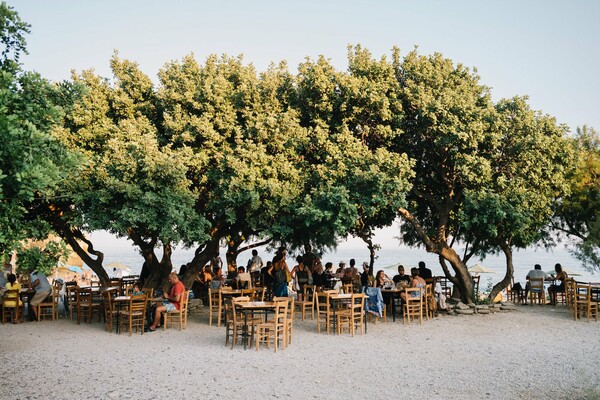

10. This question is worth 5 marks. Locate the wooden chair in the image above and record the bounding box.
[250,286,266,301]
[101,289,119,333]
[472,275,480,298]
[65,284,79,320]
[2,289,24,324]
[119,294,147,335]
[227,296,258,349]
[255,299,288,352]
[77,287,102,324]
[436,276,452,299]
[337,293,365,336]
[208,287,223,327]
[565,279,576,309]
[163,290,190,330]
[274,296,294,348]
[529,278,545,306]
[141,287,154,299]
[342,283,354,294]
[574,283,599,322]
[424,283,435,320]
[294,284,315,321]
[403,287,423,325]
[36,284,61,321]
[507,277,525,304]
[315,292,334,334]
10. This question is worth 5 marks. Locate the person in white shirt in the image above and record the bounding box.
[524,264,549,301]
[29,270,52,320]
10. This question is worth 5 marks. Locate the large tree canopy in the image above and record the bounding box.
[554,125,600,272]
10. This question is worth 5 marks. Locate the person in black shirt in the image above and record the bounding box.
[392,265,411,285]
[418,261,432,280]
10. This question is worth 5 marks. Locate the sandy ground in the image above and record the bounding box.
[1,303,599,400]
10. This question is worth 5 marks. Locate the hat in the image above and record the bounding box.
[339,261,346,265]
[362,262,369,268]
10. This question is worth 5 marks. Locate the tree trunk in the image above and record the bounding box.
[358,233,377,276]
[53,221,110,285]
[398,207,474,303]
[488,240,513,302]
[182,235,222,289]
[226,236,242,276]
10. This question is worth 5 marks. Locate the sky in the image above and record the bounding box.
[9,0,600,134]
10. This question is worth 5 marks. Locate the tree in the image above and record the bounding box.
[0,4,77,259]
[393,49,499,303]
[458,97,572,301]
[553,125,600,271]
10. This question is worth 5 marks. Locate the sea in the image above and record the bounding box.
[91,228,598,289]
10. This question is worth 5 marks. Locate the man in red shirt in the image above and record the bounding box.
[147,272,185,331]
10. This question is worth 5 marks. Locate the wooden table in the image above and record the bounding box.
[239,301,276,350]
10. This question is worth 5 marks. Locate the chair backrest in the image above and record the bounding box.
[404,287,423,303]
[178,290,190,313]
[273,299,288,326]
[77,287,92,303]
[303,285,315,303]
[2,289,20,305]
[530,278,544,292]
[315,292,330,314]
[141,287,154,299]
[128,294,147,313]
[252,286,266,301]
[351,293,365,314]
[342,283,353,294]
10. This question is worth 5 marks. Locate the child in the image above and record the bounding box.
[132,282,144,295]
[3,274,23,323]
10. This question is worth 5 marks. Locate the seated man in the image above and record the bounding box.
[524,264,549,301]
[28,270,52,320]
[236,266,252,289]
[392,265,411,286]
[147,272,185,331]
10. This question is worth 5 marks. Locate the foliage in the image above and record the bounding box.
[16,239,69,275]
[554,125,600,271]
[0,5,78,257]
[0,1,30,71]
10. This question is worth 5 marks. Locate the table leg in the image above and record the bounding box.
[243,309,248,350]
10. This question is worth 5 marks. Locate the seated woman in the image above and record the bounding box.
[372,270,393,288]
[400,268,426,302]
[548,263,568,306]
[3,274,23,323]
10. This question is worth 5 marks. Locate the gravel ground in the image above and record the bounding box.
[1,304,599,400]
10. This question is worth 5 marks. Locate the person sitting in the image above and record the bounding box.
[2,274,22,323]
[418,261,433,280]
[28,270,52,321]
[236,266,252,289]
[335,261,346,278]
[392,265,411,286]
[311,257,324,288]
[400,267,426,303]
[524,264,550,302]
[147,272,185,332]
[548,263,568,306]
[132,282,144,296]
[372,270,393,288]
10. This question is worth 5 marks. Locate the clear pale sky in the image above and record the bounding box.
[9,0,600,133]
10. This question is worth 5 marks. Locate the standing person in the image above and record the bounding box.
[28,269,52,321]
[548,263,568,306]
[360,262,372,288]
[291,256,312,299]
[418,261,432,280]
[524,264,549,301]
[249,249,263,274]
[147,272,185,332]
[210,256,223,276]
[312,257,324,288]
[335,261,346,278]
[268,247,290,297]
[261,261,273,288]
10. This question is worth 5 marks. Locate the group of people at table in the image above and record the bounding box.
[0,261,54,322]
[190,247,442,320]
